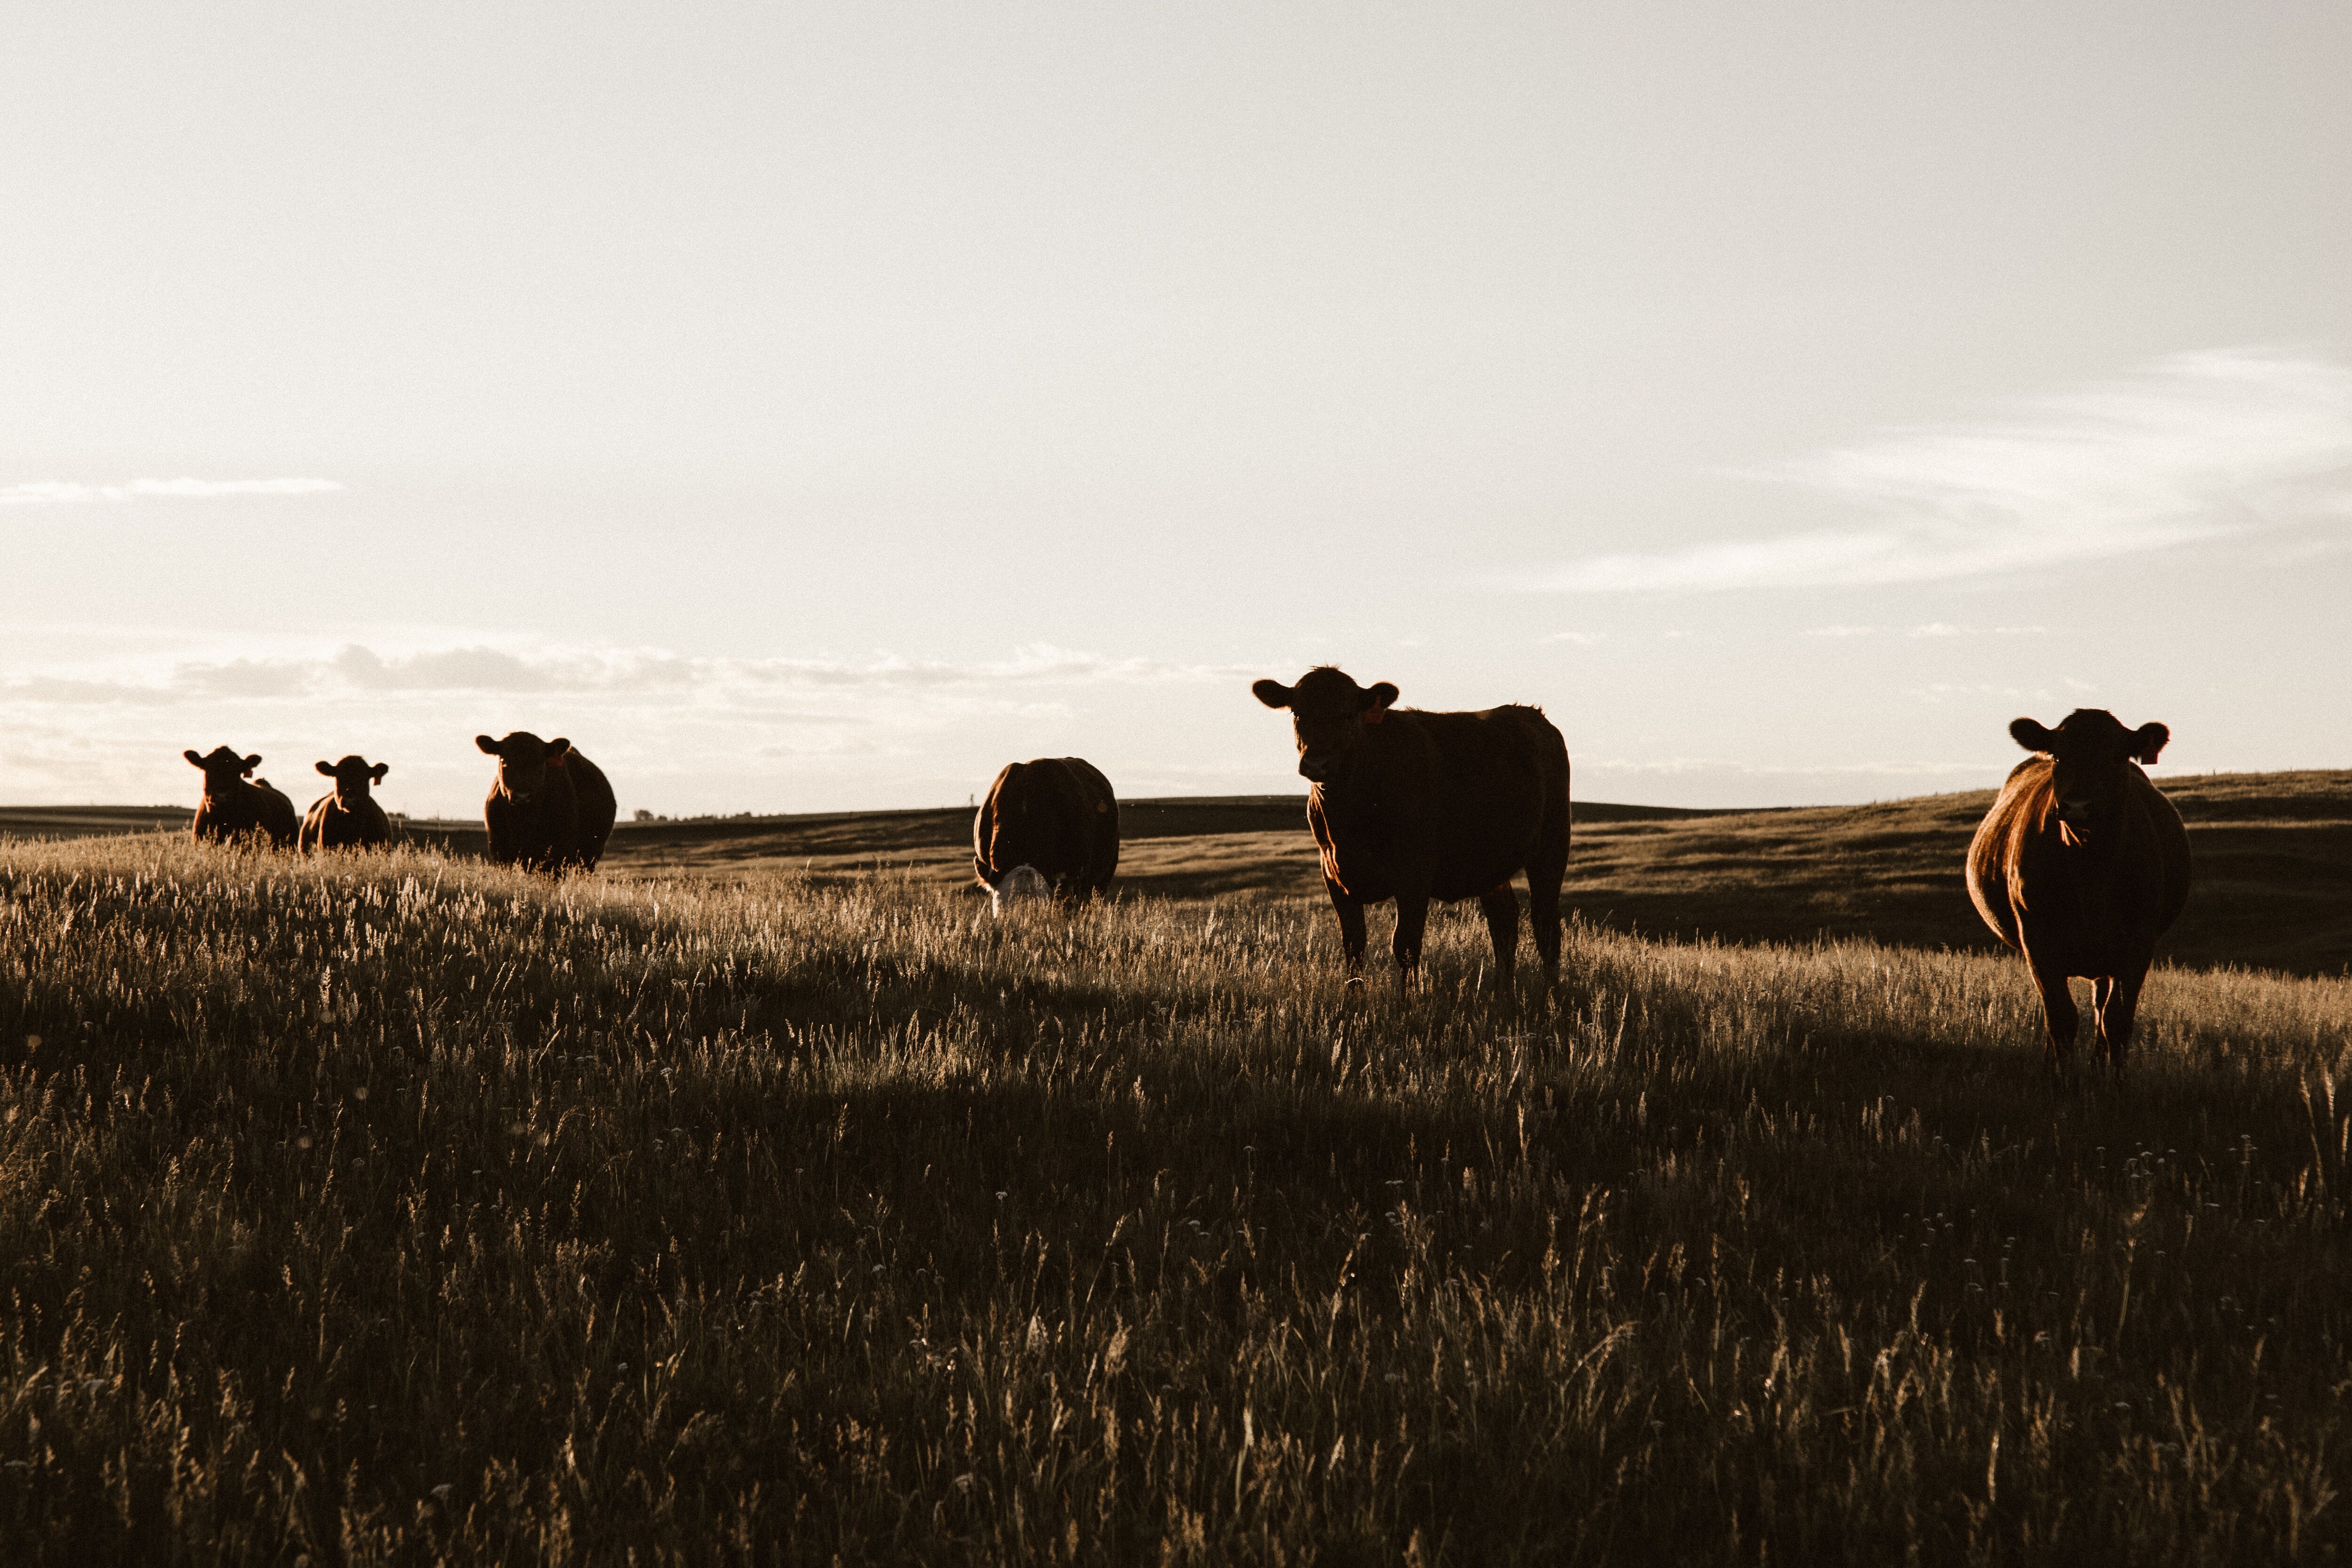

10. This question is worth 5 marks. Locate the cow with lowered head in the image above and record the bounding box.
[476,732,617,873]
[1253,667,1570,996]
[183,746,300,848]
[974,757,1119,911]
[1966,709,2191,1075]
[301,754,394,852]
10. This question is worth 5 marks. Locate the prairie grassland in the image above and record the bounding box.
[2,833,2349,1564]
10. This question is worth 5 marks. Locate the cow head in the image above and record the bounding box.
[1252,667,1398,784]
[2009,709,2169,836]
[316,754,389,802]
[991,863,1053,917]
[477,732,573,801]
[184,746,262,792]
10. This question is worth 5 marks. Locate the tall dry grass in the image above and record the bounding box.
[1,832,2348,1563]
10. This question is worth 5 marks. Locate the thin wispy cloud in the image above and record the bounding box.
[0,640,1255,708]
[1805,624,2048,639]
[1584,755,2020,778]
[1528,348,2352,593]
[0,477,343,505]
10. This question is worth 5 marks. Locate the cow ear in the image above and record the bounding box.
[1364,682,1399,713]
[2131,722,2169,765]
[547,738,572,759]
[317,760,336,776]
[185,749,205,768]
[2009,718,2056,753]
[242,754,262,773]
[1251,680,1293,710]
[476,735,501,755]
[372,762,390,781]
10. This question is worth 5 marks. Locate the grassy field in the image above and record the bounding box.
[2,823,2349,1562]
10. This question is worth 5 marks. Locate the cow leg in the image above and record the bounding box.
[1391,892,1431,998]
[1478,883,1519,993]
[1324,878,1369,983]
[2097,965,2149,1078]
[2089,974,2118,1077]
[1525,849,1566,990]
[2026,951,2080,1076]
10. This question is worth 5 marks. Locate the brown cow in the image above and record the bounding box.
[301,755,394,852]
[1253,667,1571,995]
[973,757,1119,910]
[1965,709,2191,1074]
[476,732,617,872]
[183,746,299,847]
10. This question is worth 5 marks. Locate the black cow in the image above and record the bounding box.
[476,732,616,872]
[184,746,299,848]
[301,755,394,851]
[973,757,1119,910]
[1253,667,1571,994]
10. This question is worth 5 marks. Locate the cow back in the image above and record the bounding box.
[197,778,299,848]
[1311,704,1569,903]
[560,752,617,869]
[302,793,392,851]
[974,757,1119,898]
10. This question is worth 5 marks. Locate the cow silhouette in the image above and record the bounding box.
[1253,667,1570,995]
[301,755,393,852]
[183,746,299,848]
[973,757,1119,909]
[476,732,616,872]
[1966,709,2192,1074]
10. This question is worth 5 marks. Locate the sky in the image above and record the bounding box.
[4,1,2348,818]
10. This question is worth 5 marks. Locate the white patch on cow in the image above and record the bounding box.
[992,864,1051,916]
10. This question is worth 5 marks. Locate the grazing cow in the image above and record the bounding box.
[1965,709,2192,1074]
[973,758,1119,909]
[1252,667,1570,995]
[476,732,617,873]
[301,755,394,852]
[183,746,299,847]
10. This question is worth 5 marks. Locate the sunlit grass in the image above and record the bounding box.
[2,832,2347,1562]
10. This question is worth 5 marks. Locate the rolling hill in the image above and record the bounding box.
[7,769,2347,974]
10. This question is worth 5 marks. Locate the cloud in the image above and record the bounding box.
[1540,631,1605,645]
[1806,623,2048,640]
[0,640,1256,709]
[0,477,343,504]
[0,638,1277,814]
[1528,348,2352,593]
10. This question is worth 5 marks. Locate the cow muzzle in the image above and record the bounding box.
[1297,755,1332,784]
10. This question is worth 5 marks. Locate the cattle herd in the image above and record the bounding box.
[174,668,2190,1073]
[183,731,616,872]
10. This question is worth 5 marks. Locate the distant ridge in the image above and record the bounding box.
[0,794,1741,847]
